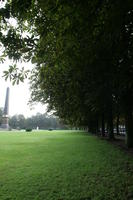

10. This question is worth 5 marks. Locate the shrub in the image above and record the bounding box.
[25,128,32,132]
[48,128,53,131]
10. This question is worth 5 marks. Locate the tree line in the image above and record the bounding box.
[0,1,133,146]
[0,111,67,130]
[0,107,68,130]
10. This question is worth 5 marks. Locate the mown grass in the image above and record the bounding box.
[0,130,133,200]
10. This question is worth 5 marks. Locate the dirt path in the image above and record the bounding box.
[99,135,133,155]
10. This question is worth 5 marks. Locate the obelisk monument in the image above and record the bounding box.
[1,87,10,129]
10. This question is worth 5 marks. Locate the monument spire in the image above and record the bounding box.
[1,87,10,129]
[3,87,9,115]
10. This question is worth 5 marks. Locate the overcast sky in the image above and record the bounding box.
[0,60,47,117]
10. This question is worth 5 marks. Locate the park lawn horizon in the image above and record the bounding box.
[0,131,133,200]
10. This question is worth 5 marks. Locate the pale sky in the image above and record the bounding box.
[0,60,47,117]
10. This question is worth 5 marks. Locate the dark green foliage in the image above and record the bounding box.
[25,128,32,132]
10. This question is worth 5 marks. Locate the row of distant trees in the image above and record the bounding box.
[9,113,67,130]
[0,108,67,130]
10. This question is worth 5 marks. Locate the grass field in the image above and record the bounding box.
[0,130,133,200]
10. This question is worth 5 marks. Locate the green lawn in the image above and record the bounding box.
[0,130,133,200]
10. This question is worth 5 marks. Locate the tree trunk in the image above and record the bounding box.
[108,118,114,139]
[123,91,133,147]
[107,105,114,140]
[94,119,98,134]
[125,105,133,148]
[116,113,120,135]
[101,113,105,137]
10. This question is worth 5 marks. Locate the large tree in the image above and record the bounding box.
[0,0,133,146]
